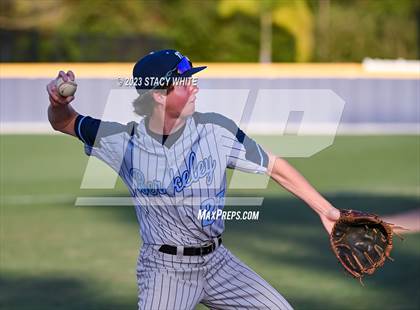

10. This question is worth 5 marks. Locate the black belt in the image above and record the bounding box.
[158,236,222,256]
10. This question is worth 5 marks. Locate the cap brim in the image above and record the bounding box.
[179,66,207,77]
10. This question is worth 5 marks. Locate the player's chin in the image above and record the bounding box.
[184,100,195,114]
[183,107,195,118]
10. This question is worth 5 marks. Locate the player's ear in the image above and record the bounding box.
[151,90,167,106]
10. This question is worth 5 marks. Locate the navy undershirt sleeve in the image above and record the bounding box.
[74,115,101,147]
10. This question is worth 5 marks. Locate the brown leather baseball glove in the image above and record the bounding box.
[330,209,404,284]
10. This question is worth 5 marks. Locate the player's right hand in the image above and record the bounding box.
[46,70,75,107]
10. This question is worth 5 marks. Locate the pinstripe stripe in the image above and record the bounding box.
[121,137,136,196]
[201,124,216,235]
[196,125,211,233]
[149,140,185,244]
[183,277,193,309]
[175,133,203,242]
[142,134,180,245]
[178,271,186,309]
[173,277,179,309]
[149,272,157,309]
[152,143,183,240]
[186,120,209,240]
[156,273,164,309]
[223,145,246,152]
[226,258,291,309]
[222,263,274,309]
[163,276,171,310]
[205,274,241,309]
[207,123,226,235]
[216,270,257,308]
[188,270,202,309]
[205,248,268,309]
[226,260,279,309]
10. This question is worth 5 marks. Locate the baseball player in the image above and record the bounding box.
[47,49,340,309]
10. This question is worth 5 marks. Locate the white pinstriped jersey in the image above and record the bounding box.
[75,112,269,245]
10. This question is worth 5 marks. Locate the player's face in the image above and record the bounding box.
[164,82,198,119]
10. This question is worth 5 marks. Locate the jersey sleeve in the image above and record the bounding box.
[74,115,137,173]
[221,124,269,174]
[193,112,269,174]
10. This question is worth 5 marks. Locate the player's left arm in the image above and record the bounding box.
[266,152,340,234]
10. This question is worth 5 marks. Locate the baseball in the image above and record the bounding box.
[56,77,77,97]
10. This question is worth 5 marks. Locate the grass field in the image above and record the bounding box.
[1,134,419,310]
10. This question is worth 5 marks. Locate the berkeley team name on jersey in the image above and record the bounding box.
[130,150,217,197]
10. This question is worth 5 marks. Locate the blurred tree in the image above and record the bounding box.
[0,0,418,62]
[0,0,168,61]
[218,0,314,62]
[147,0,265,62]
[313,0,419,61]
[0,0,66,30]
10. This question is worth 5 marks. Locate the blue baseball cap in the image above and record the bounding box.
[132,49,206,92]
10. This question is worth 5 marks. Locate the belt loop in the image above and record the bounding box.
[213,237,219,248]
[176,246,184,259]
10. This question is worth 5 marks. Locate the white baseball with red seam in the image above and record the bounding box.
[56,77,77,97]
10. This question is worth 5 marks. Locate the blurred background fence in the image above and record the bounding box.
[1,0,418,134]
[0,63,418,134]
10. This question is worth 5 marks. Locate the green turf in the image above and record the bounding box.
[1,134,419,310]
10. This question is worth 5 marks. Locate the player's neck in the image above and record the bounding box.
[148,111,186,135]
